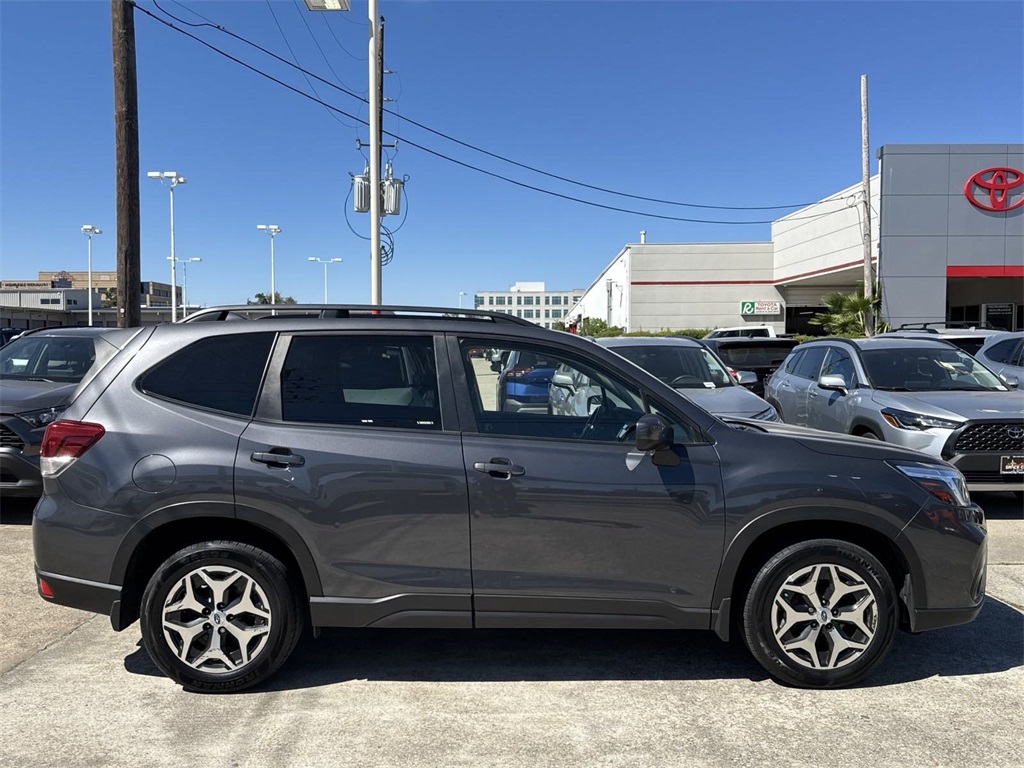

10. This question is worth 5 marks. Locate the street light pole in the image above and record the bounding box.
[458,291,467,309]
[146,171,187,321]
[308,257,343,302]
[257,225,282,307]
[169,256,202,318]
[81,225,102,326]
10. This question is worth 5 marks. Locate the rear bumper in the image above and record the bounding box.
[35,568,123,628]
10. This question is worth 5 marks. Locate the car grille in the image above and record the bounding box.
[952,423,1024,454]
[0,424,25,452]
[960,470,1023,485]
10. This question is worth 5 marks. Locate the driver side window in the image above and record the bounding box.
[460,339,660,443]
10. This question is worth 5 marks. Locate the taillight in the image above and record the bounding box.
[39,420,105,477]
[506,367,534,379]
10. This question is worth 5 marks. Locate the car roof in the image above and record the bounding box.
[703,337,798,346]
[799,336,963,351]
[13,327,119,338]
[596,336,702,349]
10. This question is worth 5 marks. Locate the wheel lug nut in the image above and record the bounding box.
[204,623,210,630]
[218,628,225,634]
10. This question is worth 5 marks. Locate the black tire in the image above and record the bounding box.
[742,538,897,689]
[856,430,881,440]
[140,541,303,693]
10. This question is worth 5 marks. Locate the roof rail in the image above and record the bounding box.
[179,304,538,327]
[893,321,997,332]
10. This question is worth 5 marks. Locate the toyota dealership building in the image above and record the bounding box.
[568,144,1023,333]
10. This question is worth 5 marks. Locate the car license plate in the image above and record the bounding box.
[1000,456,1024,475]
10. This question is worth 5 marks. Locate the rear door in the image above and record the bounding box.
[451,335,726,629]
[770,349,805,421]
[235,331,473,628]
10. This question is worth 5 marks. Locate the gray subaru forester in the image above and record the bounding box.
[34,306,987,692]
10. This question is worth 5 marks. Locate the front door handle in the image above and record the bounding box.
[251,450,305,468]
[473,457,526,480]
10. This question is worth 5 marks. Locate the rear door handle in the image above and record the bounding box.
[473,457,526,480]
[251,450,305,468]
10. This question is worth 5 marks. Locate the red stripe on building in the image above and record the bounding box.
[946,265,1024,278]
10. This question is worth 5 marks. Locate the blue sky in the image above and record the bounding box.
[2,0,1022,308]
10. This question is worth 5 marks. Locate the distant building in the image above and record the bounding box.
[0,271,180,309]
[473,282,586,328]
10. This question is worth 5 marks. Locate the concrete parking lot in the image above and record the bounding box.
[1,494,1021,768]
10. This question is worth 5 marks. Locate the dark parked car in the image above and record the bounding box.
[35,306,986,693]
[1,327,131,498]
[701,337,801,397]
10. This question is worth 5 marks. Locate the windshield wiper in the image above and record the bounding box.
[874,386,912,392]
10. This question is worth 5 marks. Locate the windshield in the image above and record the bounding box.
[0,335,98,383]
[713,343,797,369]
[614,345,734,389]
[862,347,1006,392]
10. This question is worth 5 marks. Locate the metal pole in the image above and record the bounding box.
[270,233,276,308]
[861,74,874,336]
[322,261,329,303]
[169,184,178,322]
[368,0,382,304]
[87,235,94,327]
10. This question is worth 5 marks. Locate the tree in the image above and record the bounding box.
[809,287,882,337]
[580,317,626,337]
[249,292,297,305]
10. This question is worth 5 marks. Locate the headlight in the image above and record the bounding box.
[881,408,961,431]
[15,407,64,429]
[891,461,970,507]
[752,405,781,422]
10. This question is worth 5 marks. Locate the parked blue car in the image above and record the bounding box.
[496,349,559,412]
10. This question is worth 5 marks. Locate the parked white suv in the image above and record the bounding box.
[703,326,778,339]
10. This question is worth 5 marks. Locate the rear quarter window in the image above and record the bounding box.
[138,333,275,416]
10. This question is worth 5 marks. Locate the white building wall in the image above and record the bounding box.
[566,247,632,329]
[629,243,781,331]
[773,176,879,283]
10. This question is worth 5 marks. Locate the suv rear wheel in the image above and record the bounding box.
[742,539,897,688]
[140,541,303,692]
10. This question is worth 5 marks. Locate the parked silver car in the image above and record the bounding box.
[576,337,779,421]
[765,337,1024,493]
[975,331,1024,383]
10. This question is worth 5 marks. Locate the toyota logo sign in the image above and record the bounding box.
[964,167,1024,212]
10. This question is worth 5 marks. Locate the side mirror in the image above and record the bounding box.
[735,370,757,387]
[551,370,575,390]
[635,414,674,452]
[1001,374,1019,390]
[818,374,848,395]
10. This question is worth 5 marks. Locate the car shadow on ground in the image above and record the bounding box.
[123,596,1022,692]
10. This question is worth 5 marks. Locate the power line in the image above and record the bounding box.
[263,0,357,129]
[317,4,366,62]
[132,2,850,227]
[153,1,845,212]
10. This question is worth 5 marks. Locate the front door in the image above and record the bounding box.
[235,332,472,627]
[452,336,726,630]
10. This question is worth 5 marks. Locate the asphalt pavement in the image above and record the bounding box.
[1,494,1021,768]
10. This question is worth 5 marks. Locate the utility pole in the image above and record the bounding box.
[368,0,382,304]
[861,74,875,336]
[112,0,141,328]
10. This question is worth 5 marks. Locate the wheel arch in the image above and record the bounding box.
[109,505,322,631]
[850,418,882,438]
[712,509,922,640]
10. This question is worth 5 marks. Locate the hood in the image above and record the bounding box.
[870,389,1024,422]
[677,385,771,417]
[715,417,937,462]
[0,379,78,413]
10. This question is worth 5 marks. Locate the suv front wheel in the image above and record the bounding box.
[742,539,897,688]
[140,541,303,692]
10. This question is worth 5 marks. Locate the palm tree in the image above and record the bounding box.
[809,288,881,337]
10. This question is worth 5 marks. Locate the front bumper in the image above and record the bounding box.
[946,452,1024,492]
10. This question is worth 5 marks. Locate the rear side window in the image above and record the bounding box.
[783,350,805,374]
[985,339,1020,364]
[793,347,828,380]
[138,333,274,416]
[280,335,440,430]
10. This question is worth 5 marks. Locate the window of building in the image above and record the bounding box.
[551,296,562,306]
[552,309,562,319]
[488,296,494,306]
[280,335,440,430]
[495,296,505,306]
[572,296,582,304]
[40,298,60,305]
[516,296,523,305]
[523,296,534,306]
[544,296,551,305]
[563,296,569,304]
[516,310,523,318]
[544,310,551,319]
[138,333,274,417]
[475,295,484,308]
[523,309,534,319]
